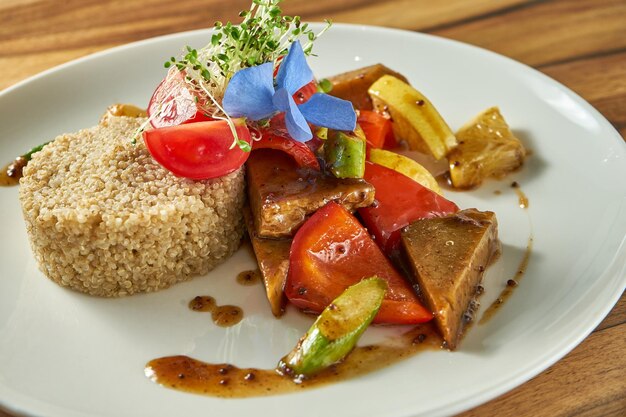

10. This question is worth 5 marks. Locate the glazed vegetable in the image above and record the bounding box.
[358,110,394,150]
[285,201,432,324]
[368,75,457,159]
[324,129,366,178]
[368,148,441,194]
[278,277,387,378]
[143,119,252,179]
[359,162,459,255]
[448,107,526,189]
[252,133,320,170]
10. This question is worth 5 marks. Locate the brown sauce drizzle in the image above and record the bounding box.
[511,181,529,209]
[237,269,261,286]
[188,296,243,328]
[480,234,533,324]
[145,323,442,398]
[0,156,27,186]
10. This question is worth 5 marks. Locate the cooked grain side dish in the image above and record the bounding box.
[19,115,245,296]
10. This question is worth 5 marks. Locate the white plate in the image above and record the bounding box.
[1,24,625,417]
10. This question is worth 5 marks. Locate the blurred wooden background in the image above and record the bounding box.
[1,0,624,416]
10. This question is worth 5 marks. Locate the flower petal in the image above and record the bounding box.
[272,88,312,142]
[223,62,276,120]
[299,93,357,131]
[276,41,314,96]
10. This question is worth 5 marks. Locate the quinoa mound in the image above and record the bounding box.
[19,115,245,297]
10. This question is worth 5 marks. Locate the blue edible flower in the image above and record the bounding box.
[222,41,356,142]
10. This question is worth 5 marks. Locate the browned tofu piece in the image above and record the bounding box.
[244,208,291,317]
[327,64,409,110]
[247,149,375,238]
[401,209,500,349]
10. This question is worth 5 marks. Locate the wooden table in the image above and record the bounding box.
[1,0,624,416]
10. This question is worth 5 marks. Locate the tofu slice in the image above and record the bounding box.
[244,208,291,317]
[400,209,500,349]
[247,149,375,238]
[327,64,409,110]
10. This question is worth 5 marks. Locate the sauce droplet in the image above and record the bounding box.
[188,296,216,312]
[188,296,244,327]
[212,306,244,327]
[0,156,27,187]
[236,269,261,286]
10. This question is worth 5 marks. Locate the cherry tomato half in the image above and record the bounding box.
[143,119,252,180]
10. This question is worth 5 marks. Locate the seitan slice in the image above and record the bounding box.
[244,208,291,317]
[247,149,375,238]
[400,209,500,349]
[327,64,409,110]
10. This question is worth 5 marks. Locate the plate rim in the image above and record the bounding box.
[1,23,625,417]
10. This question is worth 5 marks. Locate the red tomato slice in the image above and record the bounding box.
[359,162,459,255]
[252,133,320,170]
[143,119,252,180]
[358,110,393,150]
[285,201,432,324]
[147,70,213,128]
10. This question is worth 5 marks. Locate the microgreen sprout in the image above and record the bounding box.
[156,0,331,151]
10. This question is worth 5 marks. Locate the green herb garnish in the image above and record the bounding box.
[160,0,331,151]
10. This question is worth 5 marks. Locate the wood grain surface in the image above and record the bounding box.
[1,0,624,416]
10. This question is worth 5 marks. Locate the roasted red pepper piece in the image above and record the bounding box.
[285,201,432,324]
[253,79,321,170]
[252,133,320,170]
[359,162,459,254]
[358,110,394,150]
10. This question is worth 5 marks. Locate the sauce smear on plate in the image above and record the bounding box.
[480,234,533,324]
[146,323,442,398]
